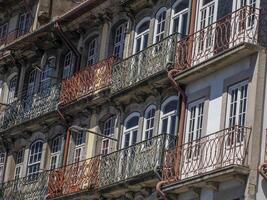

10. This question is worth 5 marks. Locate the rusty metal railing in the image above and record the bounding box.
[59,57,116,106]
[162,126,252,184]
[175,6,260,71]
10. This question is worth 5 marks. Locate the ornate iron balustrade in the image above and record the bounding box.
[111,34,178,93]
[48,156,101,199]
[0,171,49,200]
[175,6,260,71]
[99,134,177,187]
[0,84,61,131]
[162,126,251,184]
[60,57,115,106]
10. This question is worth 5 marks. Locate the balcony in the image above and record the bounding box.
[99,134,176,188]
[111,34,178,93]
[0,21,33,47]
[48,156,101,199]
[0,171,49,200]
[162,126,251,189]
[59,57,115,106]
[0,84,61,131]
[175,6,260,73]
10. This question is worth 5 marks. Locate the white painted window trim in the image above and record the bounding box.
[170,1,189,35]
[122,112,140,148]
[7,75,17,104]
[153,7,167,44]
[232,0,258,11]
[73,132,86,163]
[27,140,43,176]
[101,116,116,155]
[63,51,74,79]
[133,17,151,54]
[87,37,99,66]
[50,136,62,170]
[113,23,127,59]
[142,104,156,141]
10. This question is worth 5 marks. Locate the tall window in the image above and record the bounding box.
[87,37,98,66]
[7,75,17,104]
[0,23,8,42]
[143,105,156,145]
[18,12,31,37]
[0,153,5,183]
[185,100,205,158]
[227,81,248,128]
[26,69,36,98]
[14,150,24,179]
[50,136,62,170]
[28,140,43,179]
[160,96,179,136]
[123,113,140,148]
[170,0,189,36]
[101,116,116,155]
[113,23,127,59]
[74,132,86,163]
[63,52,73,79]
[154,8,167,43]
[134,18,150,53]
[40,57,55,93]
[234,0,256,10]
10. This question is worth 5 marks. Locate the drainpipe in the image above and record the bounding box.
[156,69,187,200]
[54,21,81,72]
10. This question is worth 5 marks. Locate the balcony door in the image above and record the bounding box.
[182,99,205,179]
[194,0,217,64]
[18,12,31,37]
[225,81,248,166]
[24,69,36,114]
[121,113,140,178]
[27,140,43,180]
[62,52,74,79]
[7,75,17,104]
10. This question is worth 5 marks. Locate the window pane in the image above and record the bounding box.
[163,100,178,114]
[126,116,139,129]
[137,21,150,34]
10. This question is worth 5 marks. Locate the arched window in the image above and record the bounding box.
[113,23,127,59]
[134,18,150,53]
[160,96,179,136]
[74,132,86,163]
[63,51,74,79]
[7,75,17,104]
[26,69,36,98]
[143,105,156,141]
[123,112,140,148]
[14,149,24,179]
[40,57,55,93]
[28,140,43,179]
[170,0,189,36]
[50,136,62,169]
[87,37,99,66]
[101,116,116,155]
[154,8,167,43]
[0,153,5,183]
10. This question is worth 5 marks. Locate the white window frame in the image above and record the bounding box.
[73,132,86,163]
[142,105,156,141]
[18,12,31,37]
[50,136,62,170]
[40,60,53,93]
[0,153,5,183]
[14,150,24,180]
[153,7,167,44]
[63,51,74,79]
[87,37,99,66]
[113,23,127,59]
[233,0,258,11]
[170,1,189,36]
[26,69,36,97]
[7,75,17,104]
[101,116,116,155]
[27,140,43,178]
[122,112,140,148]
[133,17,150,54]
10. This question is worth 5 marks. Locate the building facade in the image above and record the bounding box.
[0,0,266,200]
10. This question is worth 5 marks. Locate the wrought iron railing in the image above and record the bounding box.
[99,134,177,187]
[59,57,115,106]
[0,171,49,200]
[48,156,101,199]
[111,34,178,93]
[0,84,61,131]
[175,6,260,71]
[162,126,251,184]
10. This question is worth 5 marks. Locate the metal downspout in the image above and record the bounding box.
[54,21,81,72]
[156,69,187,200]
